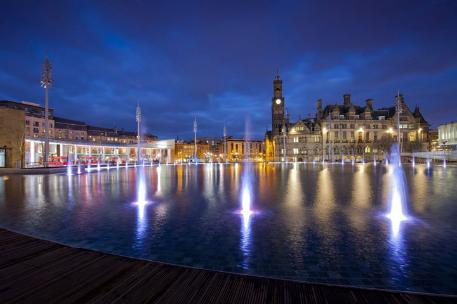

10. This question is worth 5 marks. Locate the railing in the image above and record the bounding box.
[402,151,457,161]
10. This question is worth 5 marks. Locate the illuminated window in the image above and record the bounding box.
[293,148,299,154]
[293,137,299,143]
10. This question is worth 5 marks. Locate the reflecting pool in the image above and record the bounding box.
[0,163,456,294]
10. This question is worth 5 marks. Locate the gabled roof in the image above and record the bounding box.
[413,106,429,125]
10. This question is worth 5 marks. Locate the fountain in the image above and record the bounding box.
[117,160,120,169]
[97,161,101,171]
[66,161,72,176]
[107,162,110,170]
[412,156,415,168]
[426,159,431,170]
[386,144,408,237]
[77,163,82,174]
[87,162,92,172]
[443,158,447,169]
[341,155,344,165]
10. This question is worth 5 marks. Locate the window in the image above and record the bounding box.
[0,148,5,167]
[33,128,39,133]
[378,116,385,120]
[293,137,299,143]
[350,124,355,129]
[293,148,299,154]
[33,121,40,127]
[25,120,30,125]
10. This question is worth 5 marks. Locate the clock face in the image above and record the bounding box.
[275,98,282,105]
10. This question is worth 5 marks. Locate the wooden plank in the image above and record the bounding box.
[0,228,455,304]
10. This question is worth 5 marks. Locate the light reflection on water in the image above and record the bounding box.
[0,163,457,294]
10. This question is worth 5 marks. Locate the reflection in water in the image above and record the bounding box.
[240,164,254,270]
[156,166,162,196]
[352,166,370,209]
[133,168,150,248]
[1,163,457,294]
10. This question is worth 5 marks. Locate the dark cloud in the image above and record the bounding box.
[0,0,456,139]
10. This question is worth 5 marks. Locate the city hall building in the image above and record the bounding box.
[0,100,175,168]
[265,74,430,162]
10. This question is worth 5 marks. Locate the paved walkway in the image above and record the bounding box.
[0,229,455,303]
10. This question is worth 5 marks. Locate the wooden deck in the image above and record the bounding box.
[0,229,454,304]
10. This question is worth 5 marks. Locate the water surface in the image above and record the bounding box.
[0,163,456,294]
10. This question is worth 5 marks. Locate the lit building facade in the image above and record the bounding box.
[317,94,430,162]
[438,121,457,150]
[0,100,172,168]
[265,75,431,162]
[223,138,264,162]
[175,140,210,162]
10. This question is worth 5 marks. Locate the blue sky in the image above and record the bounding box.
[1,0,456,139]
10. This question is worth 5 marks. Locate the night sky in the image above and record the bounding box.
[1,0,456,139]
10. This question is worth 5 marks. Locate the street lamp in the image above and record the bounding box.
[136,102,141,163]
[41,57,52,168]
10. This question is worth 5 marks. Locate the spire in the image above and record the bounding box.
[41,57,52,88]
[275,68,280,80]
[136,101,141,123]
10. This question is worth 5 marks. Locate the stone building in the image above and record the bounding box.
[222,138,264,162]
[0,106,25,168]
[175,140,210,162]
[317,94,430,162]
[265,74,322,162]
[0,100,171,167]
[265,75,430,162]
[438,121,457,150]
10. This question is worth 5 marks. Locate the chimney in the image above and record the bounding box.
[343,94,351,106]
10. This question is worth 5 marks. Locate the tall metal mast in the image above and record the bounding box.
[223,124,227,162]
[396,91,402,153]
[193,117,198,161]
[41,57,52,168]
[136,102,142,163]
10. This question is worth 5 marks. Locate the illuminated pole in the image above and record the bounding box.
[193,117,197,161]
[223,124,227,162]
[136,102,141,163]
[41,57,52,168]
[282,123,287,162]
[396,91,402,153]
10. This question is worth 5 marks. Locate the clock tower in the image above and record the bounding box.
[271,72,285,136]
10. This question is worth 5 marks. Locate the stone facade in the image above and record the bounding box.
[438,121,457,149]
[265,75,430,162]
[0,107,26,167]
[317,94,430,161]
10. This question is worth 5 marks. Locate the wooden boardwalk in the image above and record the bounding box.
[0,229,454,304]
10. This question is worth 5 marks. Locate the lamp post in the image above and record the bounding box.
[41,57,52,168]
[223,124,227,163]
[322,127,327,162]
[396,91,402,153]
[136,102,141,164]
[193,117,197,162]
[282,123,287,162]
